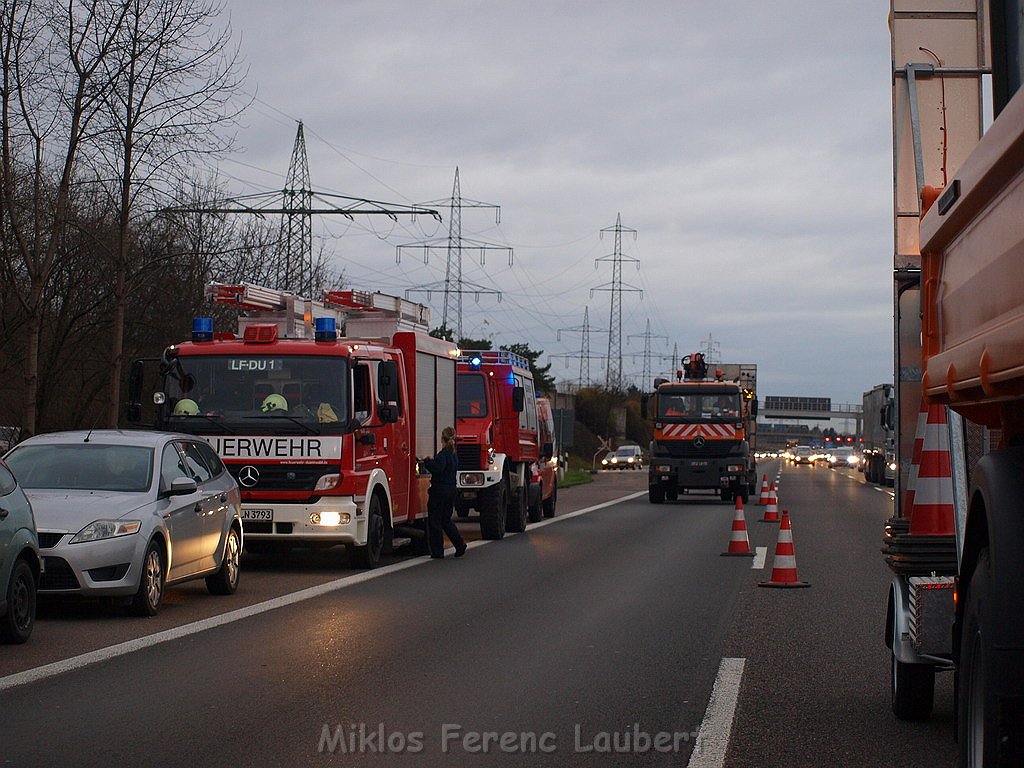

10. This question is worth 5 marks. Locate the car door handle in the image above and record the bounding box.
[194,502,204,515]
[0,507,8,520]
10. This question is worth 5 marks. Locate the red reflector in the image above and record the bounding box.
[243,324,278,343]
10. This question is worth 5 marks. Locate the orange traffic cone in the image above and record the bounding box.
[757,475,770,505]
[760,482,780,523]
[721,497,754,557]
[903,398,928,514]
[908,404,956,536]
[759,510,810,588]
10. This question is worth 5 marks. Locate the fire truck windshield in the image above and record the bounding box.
[457,373,488,418]
[164,355,348,435]
[658,391,740,420]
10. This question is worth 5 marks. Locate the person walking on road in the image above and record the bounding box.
[421,426,467,559]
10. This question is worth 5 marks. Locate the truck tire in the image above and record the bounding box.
[350,495,384,569]
[528,482,543,524]
[479,480,507,540]
[542,482,557,518]
[665,489,678,502]
[649,485,664,504]
[507,481,528,533]
[891,651,935,721]
[958,548,998,765]
[720,488,733,503]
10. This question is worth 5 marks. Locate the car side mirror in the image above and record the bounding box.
[168,477,198,496]
[378,404,399,424]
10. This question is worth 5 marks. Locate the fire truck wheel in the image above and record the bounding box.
[507,482,528,533]
[528,486,543,524]
[958,548,997,764]
[479,481,508,540]
[648,486,664,504]
[206,526,241,595]
[890,651,935,721]
[131,540,165,617]
[542,483,557,518]
[351,495,384,569]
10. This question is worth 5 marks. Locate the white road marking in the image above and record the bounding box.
[0,490,649,692]
[688,657,746,768]
[751,547,767,570]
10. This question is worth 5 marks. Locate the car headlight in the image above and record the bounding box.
[627,457,634,463]
[601,459,608,465]
[70,520,142,544]
[889,462,898,471]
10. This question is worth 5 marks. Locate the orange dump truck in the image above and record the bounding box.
[886,2,1024,761]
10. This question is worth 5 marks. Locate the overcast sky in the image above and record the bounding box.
[216,0,894,407]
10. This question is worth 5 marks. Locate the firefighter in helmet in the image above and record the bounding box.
[260,393,288,413]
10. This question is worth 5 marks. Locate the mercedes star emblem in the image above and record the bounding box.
[693,436,706,448]
[238,465,260,488]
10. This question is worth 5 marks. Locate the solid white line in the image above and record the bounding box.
[688,657,746,768]
[751,547,767,570]
[0,489,649,692]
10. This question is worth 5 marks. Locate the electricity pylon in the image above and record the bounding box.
[398,167,512,340]
[163,121,440,295]
[554,305,608,388]
[591,213,641,390]
[628,319,668,390]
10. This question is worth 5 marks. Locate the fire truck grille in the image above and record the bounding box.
[656,439,738,459]
[456,444,483,470]
[227,464,334,491]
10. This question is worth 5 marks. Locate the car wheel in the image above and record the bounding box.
[132,540,165,616]
[351,495,384,569]
[479,479,508,540]
[0,558,36,644]
[206,526,241,595]
[649,485,664,504]
[665,489,678,502]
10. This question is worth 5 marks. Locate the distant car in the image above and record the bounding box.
[602,445,644,470]
[793,446,813,465]
[829,446,861,469]
[0,458,40,643]
[5,431,242,616]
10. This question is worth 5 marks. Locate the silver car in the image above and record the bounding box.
[4,430,242,615]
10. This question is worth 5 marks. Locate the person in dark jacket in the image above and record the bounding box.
[421,426,467,559]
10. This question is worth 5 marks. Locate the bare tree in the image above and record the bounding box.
[93,0,245,427]
[0,0,130,436]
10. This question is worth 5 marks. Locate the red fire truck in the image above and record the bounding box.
[454,350,555,538]
[127,282,458,568]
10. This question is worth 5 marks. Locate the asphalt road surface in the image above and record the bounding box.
[1,463,959,766]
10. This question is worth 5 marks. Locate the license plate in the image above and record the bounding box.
[690,461,709,467]
[242,508,274,521]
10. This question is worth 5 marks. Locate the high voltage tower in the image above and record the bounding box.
[163,122,440,295]
[591,213,641,390]
[699,333,721,365]
[553,305,608,389]
[397,167,512,340]
[628,319,668,390]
